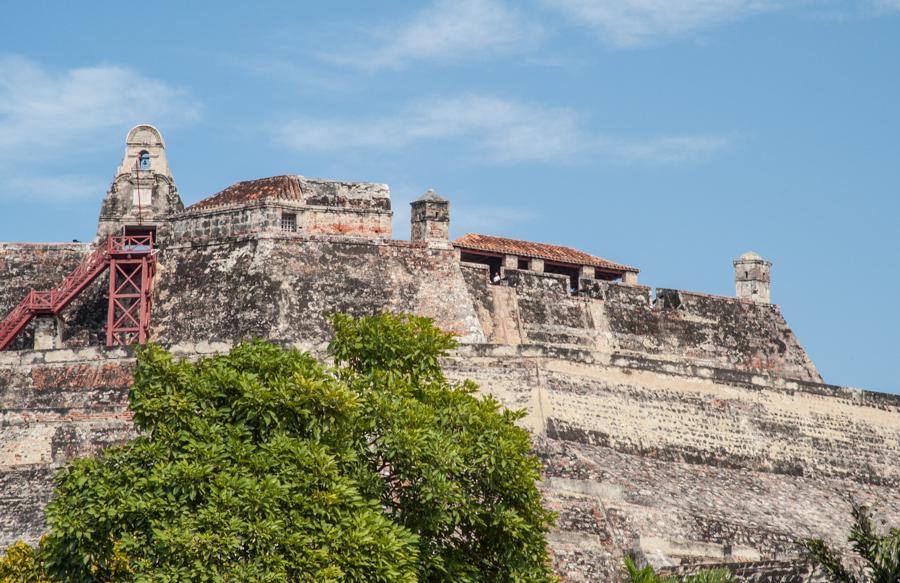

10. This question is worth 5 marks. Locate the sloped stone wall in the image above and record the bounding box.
[443,345,900,581]
[151,236,485,347]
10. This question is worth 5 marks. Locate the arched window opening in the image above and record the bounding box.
[139,151,151,171]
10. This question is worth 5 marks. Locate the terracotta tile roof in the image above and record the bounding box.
[454,233,639,273]
[188,175,302,210]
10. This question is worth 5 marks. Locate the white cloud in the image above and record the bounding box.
[869,0,900,12]
[0,54,200,155]
[541,0,781,47]
[602,134,732,164]
[327,0,542,69]
[276,95,580,163]
[275,94,730,166]
[0,54,200,200]
[452,205,537,234]
[232,56,354,93]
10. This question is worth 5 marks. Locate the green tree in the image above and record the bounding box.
[19,313,554,582]
[801,502,900,583]
[329,314,556,581]
[623,557,734,583]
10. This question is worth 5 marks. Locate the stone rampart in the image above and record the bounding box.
[0,238,896,582]
[151,235,485,347]
[1,341,897,582]
[443,344,900,581]
[461,264,821,383]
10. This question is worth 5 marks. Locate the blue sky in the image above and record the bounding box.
[0,1,898,392]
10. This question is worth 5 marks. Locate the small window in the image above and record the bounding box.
[518,258,529,270]
[281,212,297,232]
[139,151,151,171]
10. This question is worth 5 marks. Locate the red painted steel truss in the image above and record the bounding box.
[0,234,157,351]
[107,254,155,346]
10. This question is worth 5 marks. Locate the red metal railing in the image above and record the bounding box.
[0,234,157,351]
[44,244,109,315]
[0,298,35,351]
[109,234,154,255]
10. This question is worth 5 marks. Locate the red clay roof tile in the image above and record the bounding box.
[454,233,638,274]
[188,175,302,210]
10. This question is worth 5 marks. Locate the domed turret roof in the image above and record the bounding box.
[415,189,447,203]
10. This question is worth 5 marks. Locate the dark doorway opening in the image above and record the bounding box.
[460,250,503,280]
[544,262,580,292]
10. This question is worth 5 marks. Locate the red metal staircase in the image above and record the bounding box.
[0,234,157,351]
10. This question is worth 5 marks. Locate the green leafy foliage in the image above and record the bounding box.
[0,541,47,583]
[623,556,734,583]
[28,313,554,582]
[329,314,557,582]
[801,502,900,583]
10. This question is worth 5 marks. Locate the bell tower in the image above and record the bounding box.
[95,125,183,240]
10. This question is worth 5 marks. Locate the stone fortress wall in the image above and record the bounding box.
[0,126,897,582]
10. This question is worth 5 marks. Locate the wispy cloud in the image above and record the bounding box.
[231,55,354,93]
[452,205,538,235]
[277,95,580,164]
[326,0,543,69]
[274,94,730,166]
[869,0,900,13]
[0,54,201,200]
[602,134,732,165]
[540,0,781,48]
[0,54,200,155]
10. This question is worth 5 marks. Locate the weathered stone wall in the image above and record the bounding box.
[168,175,393,242]
[165,204,280,241]
[0,237,896,583]
[1,342,896,582]
[461,265,821,383]
[298,177,391,212]
[0,347,136,543]
[443,345,900,582]
[151,236,485,347]
[1,242,820,382]
[167,201,392,242]
[0,244,106,349]
[662,560,824,583]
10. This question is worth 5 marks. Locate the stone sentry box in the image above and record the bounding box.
[410,189,450,245]
[734,251,771,303]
